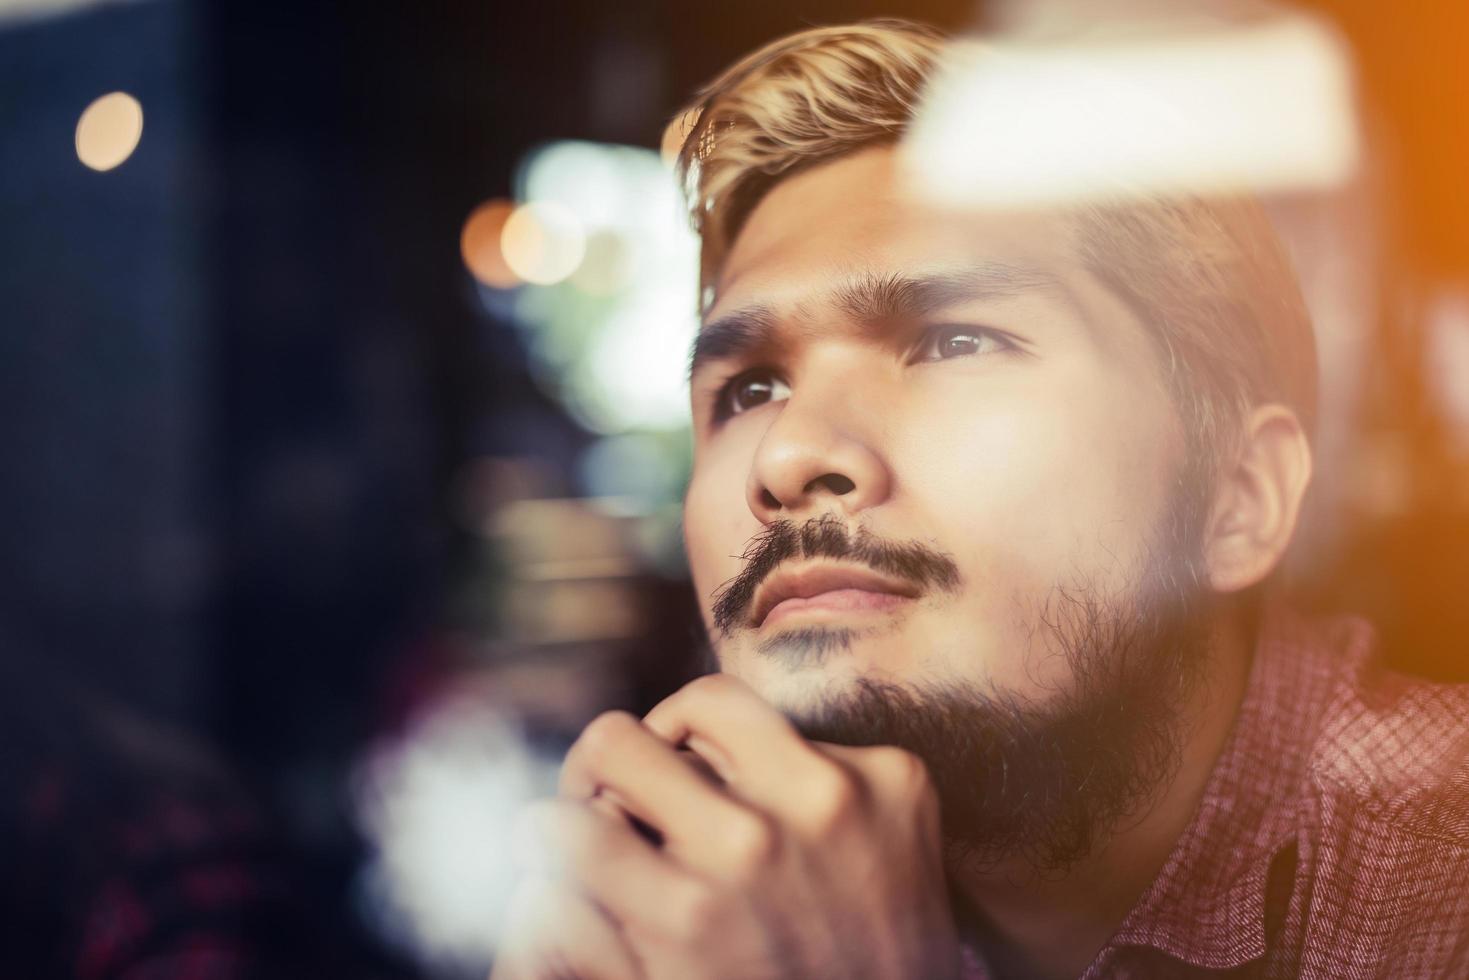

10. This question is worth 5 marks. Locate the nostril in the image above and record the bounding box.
[760,488,782,510]
[809,473,856,496]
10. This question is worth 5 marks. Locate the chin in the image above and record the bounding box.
[723,626,898,713]
[747,670,854,720]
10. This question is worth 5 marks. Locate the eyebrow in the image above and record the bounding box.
[687,263,1060,379]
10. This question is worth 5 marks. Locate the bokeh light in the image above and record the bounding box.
[520,141,632,229]
[576,291,695,432]
[354,696,559,973]
[568,228,634,295]
[499,141,699,440]
[500,201,586,286]
[75,91,143,172]
[459,199,520,289]
[578,431,686,512]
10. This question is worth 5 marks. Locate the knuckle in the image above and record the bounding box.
[802,761,862,831]
[575,710,639,763]
[872,745,932,794]
[721,810,779,870]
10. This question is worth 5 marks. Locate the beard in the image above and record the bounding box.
[710,491,1212,873]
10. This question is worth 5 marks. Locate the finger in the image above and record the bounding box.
[520,799,709,935]
[811,741,938,813]
[808,740,904,772]
[492,875,644,980]
[561,710,754,857]
[641,673,833,809]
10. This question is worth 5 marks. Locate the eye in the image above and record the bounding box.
[716,368,791,420]
[913,325,1012,362]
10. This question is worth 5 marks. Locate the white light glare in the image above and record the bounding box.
[507,140,701,435]
[578,291,697,433]
[902,11,1361,208]
[352,697,559,973]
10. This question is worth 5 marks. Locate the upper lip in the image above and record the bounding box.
[749,562,921,627]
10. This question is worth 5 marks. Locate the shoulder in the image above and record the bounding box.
[1283,618,1469,973]
[1305,618,1469,844]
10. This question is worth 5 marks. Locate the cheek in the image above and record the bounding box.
[892,371,1178,694]
[903,369,1179,597]
[683,450,759,623]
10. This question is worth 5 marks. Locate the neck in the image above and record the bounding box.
[948,613,1256,980]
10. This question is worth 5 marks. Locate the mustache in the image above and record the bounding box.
[710,515,962,635]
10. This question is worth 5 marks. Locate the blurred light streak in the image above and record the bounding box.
[353,696,559,973]
[490,497,646,643]
[75,91,144,172]
[0,0,146,26]
[492,497,634,570]
[501,577,643,643]
[1426,288,1469,456]
[449,456,559,534]
[460,199,521,289]
[501,201,586,286]
[902,10,1360,208]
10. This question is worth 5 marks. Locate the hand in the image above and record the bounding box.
[491,673,959,980]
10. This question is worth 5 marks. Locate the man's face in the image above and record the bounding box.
[684,145,1189,719]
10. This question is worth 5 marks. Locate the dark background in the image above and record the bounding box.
[2,0,1467,971]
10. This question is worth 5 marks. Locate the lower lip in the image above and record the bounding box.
[761,589,914,628]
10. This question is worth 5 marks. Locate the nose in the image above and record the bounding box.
[745,380,893,524]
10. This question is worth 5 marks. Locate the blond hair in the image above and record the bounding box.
[668,18,1317,483]
[671,19,945,292]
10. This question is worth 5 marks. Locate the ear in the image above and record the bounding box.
[1202,405,1314,594]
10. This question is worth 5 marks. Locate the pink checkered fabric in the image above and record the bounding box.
[961,608,1469,978]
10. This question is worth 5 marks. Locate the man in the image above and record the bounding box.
[493,19,1469,980]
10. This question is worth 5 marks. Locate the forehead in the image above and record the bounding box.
[708,145,1083,323]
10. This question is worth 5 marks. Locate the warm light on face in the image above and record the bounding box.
[683,148,1186,709]
[501,201,586,286]
[75,91,144,172]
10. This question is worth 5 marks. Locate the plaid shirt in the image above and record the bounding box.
[3,734,404,978]
[962,608,1469,979]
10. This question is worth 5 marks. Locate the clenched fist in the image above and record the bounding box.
[491,673,960,980]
